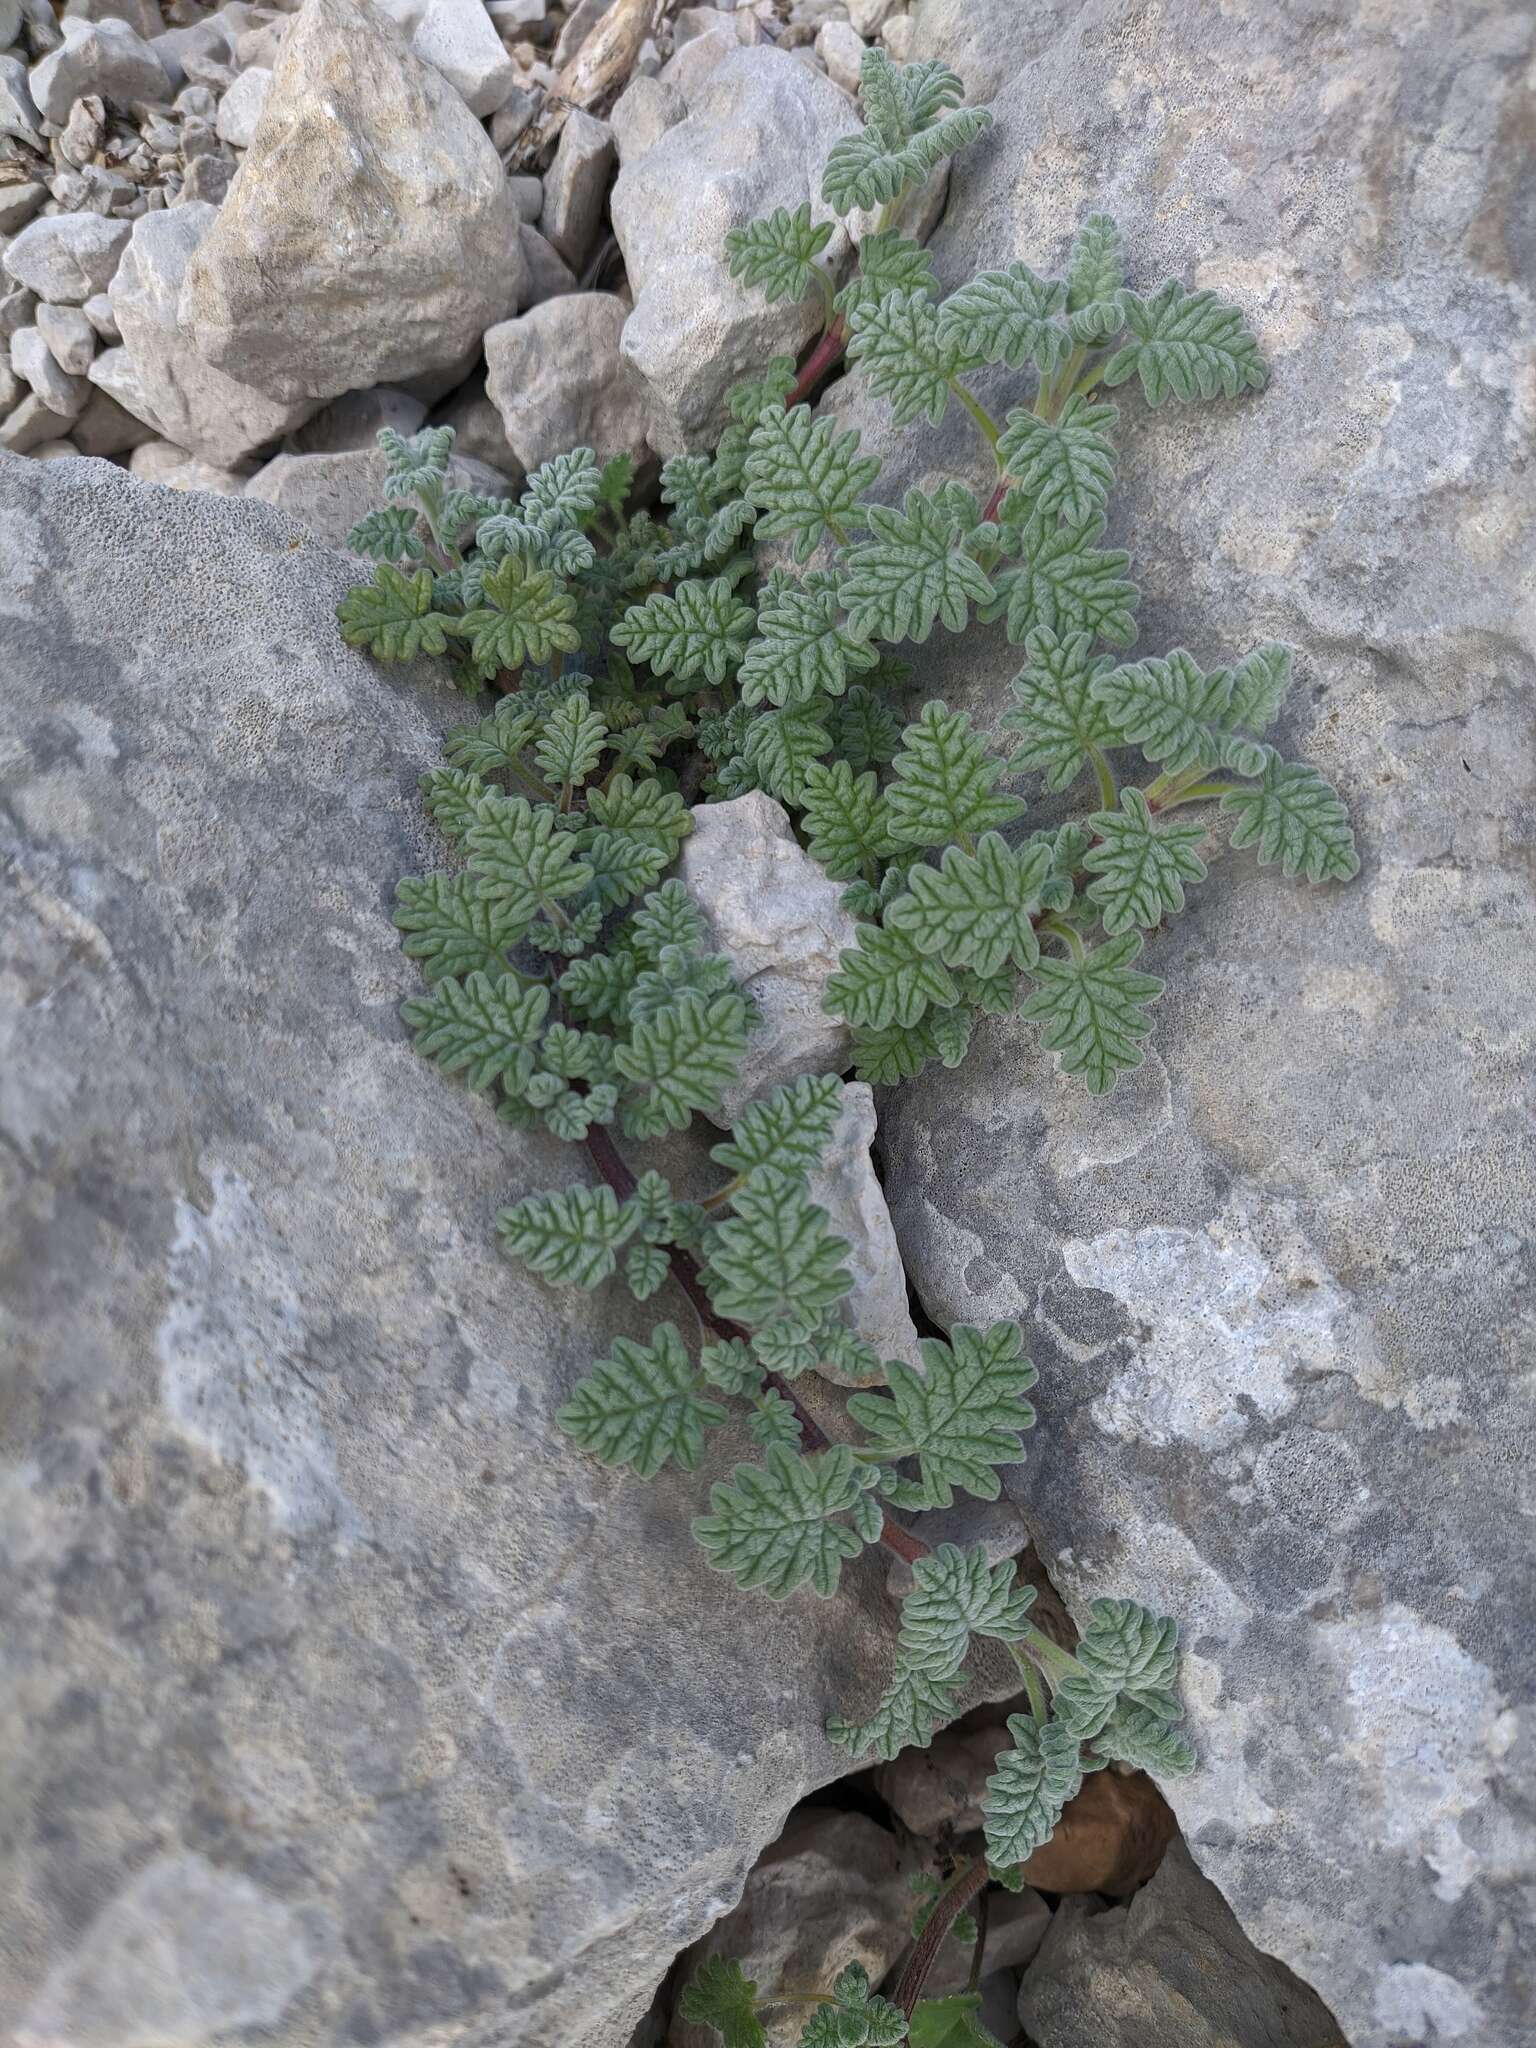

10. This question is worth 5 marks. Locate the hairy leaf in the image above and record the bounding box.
[521,446,604,530]
[1090,649,1253,774]
[464,790,593,922]
[1091,1701,1198,1776]
[798,759,901,880]
[742,703,833,804]
[982,1715,1090,1868]
[885,700,1023,849]
[693,1444,878,1599]
[557,1322,727,1475]
[379,423,453,497]
[498,1182,635,1290]
[615,990,752,1137]
[799,1964,907,2048]
[839,491,995,645]
[401,972,547,1092]
[827,1662,963,1763]
[1065,212,1126,342]
[1020,932,1163,1093]
[744,404,882,561]
[394,873,525,982]
[629,878,709,960]
[1002,627,1119,791]
[1083,787,1209,933]
[347,503,425,563]
[898,1542,1038,1678]
[908,1993,1006,2048]
[826,921,959,1032]
[846,1321,1038,1508]
[1223,641,1294,735]
[836,228,937,320]
[996,397,1119,527]
[936,262,1069,376]
[337,564,454,661]
[710,1073,845,1178]
[887,832,1050,976]
[703,1168,854,1326]
[984,515,1139,649]
[453,552,581,671]
[847,289,975,428]
[1222,753,1360,881]
[678,1956,766,2048]
[739,578,878,708]
[612,576,755,688]
[443,701,540,779]
[533,692,608,790]
[1103,279,1266,406]
[725,201,835,303]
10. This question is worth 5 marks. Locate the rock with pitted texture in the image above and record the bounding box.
[861,4,1536,2043]
[0,451,1012,2048]
[180,0,525,405]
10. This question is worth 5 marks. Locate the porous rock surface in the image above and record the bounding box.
[0,452,987,2048]
[181,0,526,404]
[611,45,861,452]
[244,445,514,551]
[868,3,1536,2042]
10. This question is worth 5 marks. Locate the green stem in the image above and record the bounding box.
[1142,764,1212,813]
[1155,778,1242,808]
[1041,342,1086,421]
[506,758,560,804]
[700,1172,745,1212]
[949,378,1002,452]
[1010,1643,1051,1724]
[1039,913,1086,963]
[1086,743,1117,812]
[1017,1621,1081,1682]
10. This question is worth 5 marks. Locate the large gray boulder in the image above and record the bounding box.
[180,0,525,405]
[0,452,994,2048]
[866,4,1536,2043]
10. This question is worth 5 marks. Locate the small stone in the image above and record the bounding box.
[243,444,514,549]
[69,378,154,453]
[213,62,269,147]
[517,221,577,304]
[181,0,525,404]
[608,73,684,165]
[179,149,232,203]
[29,15,171,122]
[3,212,132,302]
[81,289,119,340]
[177,113,219,157]
[633,35,659,78]
[679,791,861,1125]
[673,5,762,45]
[659,24,740,101]
[806,1082,925,1381]
[0,180,46,232]
[486,0,546,26]
[0,54,45,147]
[171,80,216,120]
[505,170,542,222]
[880,12,913,59]
[55,92,107,167]
[0,0,22,49]
[0,389,76,450]
[430,372,522,484]
[1016,1839,1345,2047]
[669,1811,914,2048]
[27,436,82,458]
[537,106,613,268]
[411,0,519,117]
[0,281,38,337]
[815,19,865,94]
[17,0,62,60]
[484,290,650,477]
[35,299,96,374]
[289,385,426,455]
[111,202,318,463]
[489,85,535,150]
[128,433,250,491]
[13,322,91,415]
[65,0,167,39]
[0,357,16,411]
[846,0,896,32]
[233,20,287,69]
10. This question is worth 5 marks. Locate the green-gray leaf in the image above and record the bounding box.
[1020,932,1163,1094]
[1082,787,1208,934]
[1222,752,1360,881]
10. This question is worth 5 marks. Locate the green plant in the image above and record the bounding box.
[337,42,1358,2046]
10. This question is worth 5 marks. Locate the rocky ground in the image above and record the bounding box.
[2,4,1533,2048]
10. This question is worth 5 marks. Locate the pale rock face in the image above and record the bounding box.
[679,791,860,1126]
[1016,1840,1344,2047]
[867,3,1536,2042]
[109,203,317,467]
[69,381,154,457]
[244,445,514,550]
[806,1081,925,1382]
[35,301,96,377]
[410,0,519,117]
[537,107,615,269]
[0,180,46,234]
[127,436,252,493]
[612,46,861,451]
[179,0,525,404]
[484,292,653,475]
[815,18,866,95]
[11,325,89,417]
[519,221,580,306]
[0,453,1006,2048]
[609,74,686,164]
[289,385,428,456]
[27,14,171,122]
[0,55,44,149]
[2,213,131,304]
[667,1810,914,2048]
[0,391,75,451]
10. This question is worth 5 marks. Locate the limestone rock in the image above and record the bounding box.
[537,107,614,269]
[289,386,427,457]
[1016,1840,1347,2048]
[679,791,860,1125]
[431,371,525,485]
[128,435,252,492]
[668,1810,913,2048]
[484,292,651,476]
[806,1081,924,1382]
[865,4,1536,2042]
[35,301,96,377]
[609,72,685,165]
[0,55,44,149]
[3,213,131,304]
[180,0,525,404]
[28,14,171,121]
[69,381,155,456]
[0,390,75,451]
[0,180,46,234]
[923,1889,1051,1996]
[0,450,978,2048]
[611,46,860,451]
[10,324,89,416]
[244,445,514,550]
[212,60,269,147]
[110,203,317,466]
[519,221,579,305]
[815,18,865,94]
[410,0,519,117]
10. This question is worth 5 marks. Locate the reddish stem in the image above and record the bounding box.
[894,1857,991,2015]
[981,474,1012,525]
[787,316,849,410]
[580,1122,928,1564]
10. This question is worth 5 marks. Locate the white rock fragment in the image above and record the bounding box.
[128,435,252,494]
[484,292,651,475]
[0,56,43,149]
[81,291,120,343]
[0,391,77,452]
[3,215,132,305]
[29,15,171,122]
[0,182,46,235]
[679,790,860,1126]
[808,1081,926,1381]
[410,0,518,117]
[213,62,270,148]
[35,301,97,377]
[537,107,614,269]
[816,19,866,94]
[608,73,685,164]
[847,0,899,32]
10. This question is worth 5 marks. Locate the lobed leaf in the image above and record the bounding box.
[1002,627,1119,791]
[738,578,878,708]
[886,832,1050,977]
[724,201,835,303]
[394,873,526,982]
[1102,279,1266,407]
[337,564,454,661]
[981,1714,1091,1868]
[1082,786,1209,934]
[846,1321,1039,1508]
[936,263,1069,376]
[692,1444,879,1599]
[996,396,1119,527]
[1020,932,1163,1093]
[744,404,882,562]
[847,288,977,428]
[840,492,995,645]
[703,1167,854,1327]
[612,576,756,688]
[1222,752,1360,881]
[400,972,547,1093]
[557,1321,727,1475]
[885,700,1023,849]
[498,1182,634,1290]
